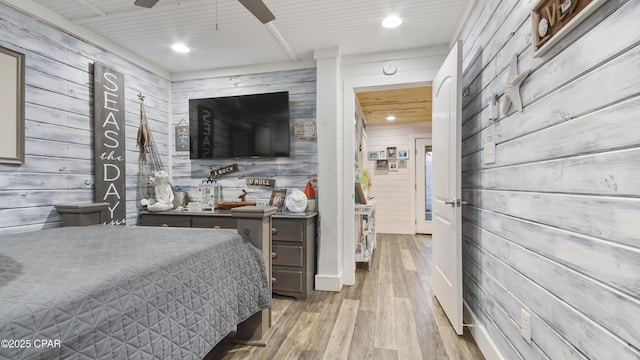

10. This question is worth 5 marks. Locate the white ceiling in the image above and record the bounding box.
[27,0,472,74]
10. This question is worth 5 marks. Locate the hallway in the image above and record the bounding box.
[209,234,484,359]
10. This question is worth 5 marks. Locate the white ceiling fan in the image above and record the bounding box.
[133,0,275,24]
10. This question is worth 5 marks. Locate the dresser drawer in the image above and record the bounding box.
[141,215,191,227]
[272,219,303,242]
[192,216,236,229]
[272,268,303,293]
[272,244,303,267]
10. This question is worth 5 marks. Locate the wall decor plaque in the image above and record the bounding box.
[532,0,608,57]
[294,121,317,139]
[94,63,126,225]
[175,119,189,151]
[210,163,238,178]
[246,178,276,187]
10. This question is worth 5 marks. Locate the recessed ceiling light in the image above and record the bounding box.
[171,43,190,53]
[382,15,402,29]
[386,115,396,121]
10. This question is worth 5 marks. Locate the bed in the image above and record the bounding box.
[0,207,274,360]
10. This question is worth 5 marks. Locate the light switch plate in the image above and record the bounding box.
[488,94,498,121]
[520,308,532,344]
[483,141,496,165]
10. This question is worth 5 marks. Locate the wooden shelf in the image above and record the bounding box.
[355,200,376,270]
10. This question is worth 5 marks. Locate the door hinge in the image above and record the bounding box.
[456,199,469,207]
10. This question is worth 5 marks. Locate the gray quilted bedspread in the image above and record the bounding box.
[0,225,271,359]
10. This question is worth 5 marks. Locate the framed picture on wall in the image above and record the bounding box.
[367,151,378,160]
[398,158,408,168]
[389,160,398,171]
[397,150,408,159]
[378,150,386,159]
[376,159,388,170]
[387,146,397,159]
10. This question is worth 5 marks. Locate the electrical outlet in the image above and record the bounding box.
[520,308,532,344]
[483,141,496,165]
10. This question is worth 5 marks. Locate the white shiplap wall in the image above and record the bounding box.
[0,1,170,235]
[459,0,640,359]
[170,69,317,201]
[364,122,430,234]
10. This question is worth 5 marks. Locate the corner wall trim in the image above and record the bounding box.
[463,301,506,360]
[315,273,343,292]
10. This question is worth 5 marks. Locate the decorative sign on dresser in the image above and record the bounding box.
[93,63,126,225]
[140,209,317,299]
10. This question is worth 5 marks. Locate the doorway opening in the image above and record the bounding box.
[354,85,432,236]
[415,138,433,234]
[342,66,440,287]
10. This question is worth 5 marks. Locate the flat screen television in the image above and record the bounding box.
[189,91,290,159]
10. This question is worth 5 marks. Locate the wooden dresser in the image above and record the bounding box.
[140,209,317,300]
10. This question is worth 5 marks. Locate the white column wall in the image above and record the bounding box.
[314,47,344,291]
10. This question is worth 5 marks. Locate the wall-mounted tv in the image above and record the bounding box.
[189,91,290,159]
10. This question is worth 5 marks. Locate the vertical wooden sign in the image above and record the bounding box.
[94,63,126,225]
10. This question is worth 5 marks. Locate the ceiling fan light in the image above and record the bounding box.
[382,15,402,29]
[171,43,190,53]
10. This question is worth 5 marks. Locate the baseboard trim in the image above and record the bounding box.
[463,301,505,360]
[314,272,343,292]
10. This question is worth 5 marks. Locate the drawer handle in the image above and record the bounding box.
[272,277,276,284]
[272,252,277,259]
[161,223,169,227]
[271,227,277,235]
[214,226,221,229]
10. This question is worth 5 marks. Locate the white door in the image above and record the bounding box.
[432,40,463,335]
[415,138,433,234]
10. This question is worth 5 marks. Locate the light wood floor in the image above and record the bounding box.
[207,234,485,360]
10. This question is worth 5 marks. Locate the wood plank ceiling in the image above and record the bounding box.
[357,86,432,125]
[26,0,473,74]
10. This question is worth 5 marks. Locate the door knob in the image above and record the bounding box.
[444,199,456,206]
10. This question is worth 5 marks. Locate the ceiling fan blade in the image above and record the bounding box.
[134,0,160,8]
[238,0,275,24]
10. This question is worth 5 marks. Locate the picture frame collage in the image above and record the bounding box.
[368,146,408,171]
